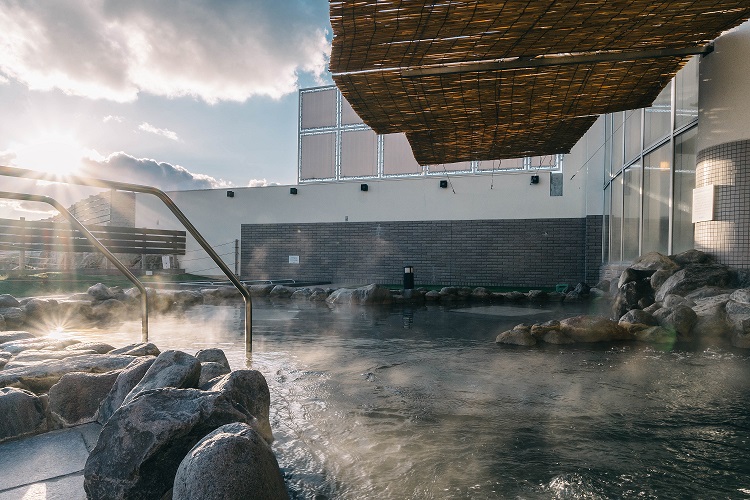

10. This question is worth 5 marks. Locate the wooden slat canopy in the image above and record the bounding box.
[330,0,750,164]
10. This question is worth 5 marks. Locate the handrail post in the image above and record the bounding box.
[0,191,149,340]
[0,166,252,354]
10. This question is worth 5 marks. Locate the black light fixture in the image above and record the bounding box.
[439,180,448,189]
[530,175,540,185]
[226,190,235,197]
[290,187,298,195]
[360,183,369,192]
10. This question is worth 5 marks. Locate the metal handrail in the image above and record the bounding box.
[0,191,149,340]
[0,165,253,353]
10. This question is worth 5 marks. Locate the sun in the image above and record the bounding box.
[14,135,87,176]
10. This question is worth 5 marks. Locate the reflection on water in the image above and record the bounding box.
[64,300,750,499]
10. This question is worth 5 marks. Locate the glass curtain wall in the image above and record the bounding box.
[603,56,699,262]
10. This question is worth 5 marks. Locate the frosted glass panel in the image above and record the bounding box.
[301,89,337,129]
[673,128,697,253]
[610,174,623,262]
[645,82,672,147]
[340,130,378,177]
[675,57,699,129]
[341,96,364,126]
[624,109,641,164]
[382,134,422,175]
[428,162,472,173]
[622,164,641,260]
[612,112,624,174]
[477,158,524,170]
[642,144,670,254]
[300,133,335,180]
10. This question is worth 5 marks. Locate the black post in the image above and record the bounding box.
[403,266,414,290]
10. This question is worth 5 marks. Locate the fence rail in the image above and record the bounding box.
[0,218,186,255]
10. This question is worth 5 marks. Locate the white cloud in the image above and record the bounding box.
[80,151,231,191]
[138,122,179,142]
[103,115,124,123]
[247,179,269,187]
[0,1,331,103]
[0,149,16,165]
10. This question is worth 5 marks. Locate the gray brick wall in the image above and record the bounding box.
[241,217,602,287]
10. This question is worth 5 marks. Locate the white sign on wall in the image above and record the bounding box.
[692,185,715,223]
[162,255,171,269]
[288,255,300,264]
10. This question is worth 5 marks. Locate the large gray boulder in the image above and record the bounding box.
[173,422,288,500]
[495,324,537,346]
[0,294,20,308]
[655,264,731,302]
[269,285,295,298]
[173,290,203,308]
[0,387,47,443]
[98,357,156,425]
[48,371,121,427]
[653,305,698,339]
[0,337,80,355]
[326,284,393,305]
[4,349,101,369]
[88,283,116,301]
[248,284,275,297]
[84,388,257,500]
[22,298,58,327]
[619,309,659,327]
[0,354,138,394]
[691,294,731,339]
[724,300,750,348]
[559,316,632,343]
[0,307,26,329]
[198,362,231,386]
[66,342,115,354]
[631,252,679,272]
[202,370,273,444]
[109,342,161,357]
[0,331,35,344]
[195,348,230,369]
[670,249,712,267]
[121,350,201,407]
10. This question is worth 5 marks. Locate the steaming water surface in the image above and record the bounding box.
[72,300,750,499]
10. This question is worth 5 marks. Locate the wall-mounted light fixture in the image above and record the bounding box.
[439,180,448,189]
[226,190,235,197]
[290,187,298,195]
[530,175,540,185]
[360,183,369,192]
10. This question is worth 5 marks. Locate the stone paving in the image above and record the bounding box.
[0,423,100,500]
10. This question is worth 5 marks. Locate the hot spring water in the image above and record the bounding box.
[70,300,750,498]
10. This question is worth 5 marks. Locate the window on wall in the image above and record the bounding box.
[603,183,611,262]
[642,144,671,254]
[610,174,623,262]
[612,112,624,174]
[675,57,699,130]
[645,82,672,148]
[673,128,697,253]
[622,164,642,261]
[602,55,699,263]
[624,109,642,164]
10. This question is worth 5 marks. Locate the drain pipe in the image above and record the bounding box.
[0,191,150,341]
[0,166,253,354]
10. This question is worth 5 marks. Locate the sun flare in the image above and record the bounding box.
[14,136,87,176]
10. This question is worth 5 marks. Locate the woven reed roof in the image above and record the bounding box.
[330,1,750,164]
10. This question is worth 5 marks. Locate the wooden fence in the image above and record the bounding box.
[0,218,186,256]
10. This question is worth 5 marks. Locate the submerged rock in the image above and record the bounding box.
[495,324,536,346]
[559,316,632,343]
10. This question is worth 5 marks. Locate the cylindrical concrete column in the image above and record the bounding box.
[695,21,750,267]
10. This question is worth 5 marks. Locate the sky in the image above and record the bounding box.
[0,0,333,219]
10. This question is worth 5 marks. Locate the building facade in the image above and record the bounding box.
[135,21,750,287]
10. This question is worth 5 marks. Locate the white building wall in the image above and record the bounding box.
[698,21,750,152]
[136,116,605,276]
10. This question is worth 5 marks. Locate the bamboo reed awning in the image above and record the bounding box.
[330,1,750,165]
